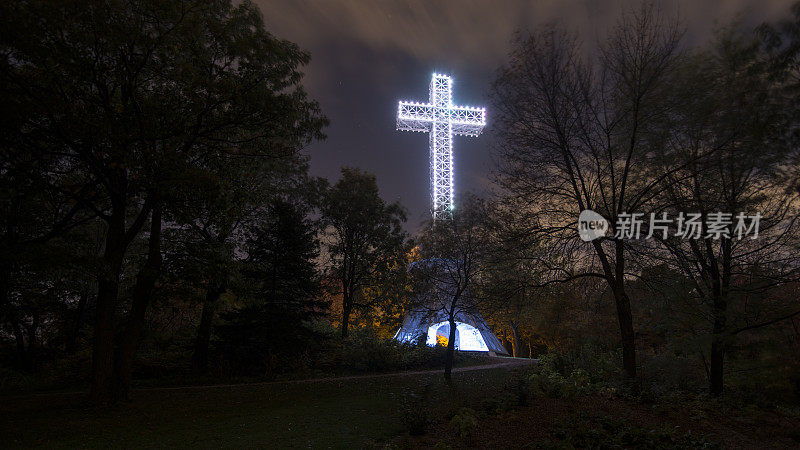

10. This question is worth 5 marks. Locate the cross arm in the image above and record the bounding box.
[450,105,486,137]
[397,101,434,132]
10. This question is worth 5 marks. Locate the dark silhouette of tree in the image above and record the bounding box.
[244,200,322,309]
[165,154,317,375]
[491,6,682,381]
[215,199,325,375]
[320,167,408,338]
[648,24,800,396]
[413,196,489,381]
[0,0,326,403]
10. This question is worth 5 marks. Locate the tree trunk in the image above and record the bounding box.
[0,262,12,341]
[6,306,27,368]
[614,289,637,381]
[444,317,457,381]
[11,320,25,359]
[340,283,351,338]
[91,204,127,405]
[709,237,731,397]
[510,320,520,358]
[23,310,39,371]
[191,281,225,374]
[111,200,162,403]
[613,242,637,381]
[67,290,90,353]
[709,295,728,396]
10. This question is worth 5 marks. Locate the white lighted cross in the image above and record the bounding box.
[396,73,486,219]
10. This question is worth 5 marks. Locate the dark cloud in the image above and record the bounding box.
[255,0,794,229]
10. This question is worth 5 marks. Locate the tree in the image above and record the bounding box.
[360,249,416,339]
[648,24,800,396]
[757,2,800,194]
[413,196,489,380]
[478,247,538,358]
[491,6,683,381]
[0,0,326,403]
[320,167,408,338]
[0,47,101,369]
[167,153,316,375]
[242,199,322,311]
[215,199,325,375]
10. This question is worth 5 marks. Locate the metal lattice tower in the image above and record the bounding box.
[396,73,486,219]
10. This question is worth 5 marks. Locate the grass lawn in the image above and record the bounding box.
[1,365,521,449]
[7,360,798,449]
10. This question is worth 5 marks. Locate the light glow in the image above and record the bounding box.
[425,321,489,352]
[397,73,486,219]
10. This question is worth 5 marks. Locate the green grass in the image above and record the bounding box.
[2,366,519,449]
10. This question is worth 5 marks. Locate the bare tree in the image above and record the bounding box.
[413,196,489,380]
[646,25,800,396]
[491,5,683,381]
[478,208,544,358]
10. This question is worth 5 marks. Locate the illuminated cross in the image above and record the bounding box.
[397,73,486,219]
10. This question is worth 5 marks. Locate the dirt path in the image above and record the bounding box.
[137,356,536,392]
[1,356,536,399]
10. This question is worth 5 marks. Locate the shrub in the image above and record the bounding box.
[317,327,490,375]
[539,343,622,385]
[214,303,325,375]
[449,407,479,441]
[398,383,433,435]
[537,415,720,449]
[638,353,705,400]
[526,370,578,400]
[481,369,568,414]
[331,328,447,373]
[507,375,532,406]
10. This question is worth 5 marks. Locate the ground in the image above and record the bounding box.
[2,359,798,448]
[1,361,526,448]
[408,388,800,449]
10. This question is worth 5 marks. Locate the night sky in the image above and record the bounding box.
[258,0,793,229]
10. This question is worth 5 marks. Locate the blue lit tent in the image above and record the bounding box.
[393,258,508,355]
[393,297,508,355]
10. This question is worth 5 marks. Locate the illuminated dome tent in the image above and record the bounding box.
[393,302,507,354]
[393,266,507,355]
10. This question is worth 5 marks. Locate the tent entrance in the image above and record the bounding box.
[425,321,489,352]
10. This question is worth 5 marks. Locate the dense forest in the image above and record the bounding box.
[1,2,799,440]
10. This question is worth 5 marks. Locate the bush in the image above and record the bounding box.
[316,327,489,375]
[507,375,532,406]
[526,370,578,400]
[531,345,657,401]
[475,350,605,406]
[340,330,444,372]
[637,353,705,401]
[449,407,479,441]
[398,383,433,435]
[0,349,91,393]
[539,343,622,385]
[482,369,558,413]
[214,303,326,376]
[536,415,719,449]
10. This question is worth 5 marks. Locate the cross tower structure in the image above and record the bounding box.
[396,73,486,219]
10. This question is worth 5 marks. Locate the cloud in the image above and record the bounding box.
[257,0,794,67]
[253,0,796,226]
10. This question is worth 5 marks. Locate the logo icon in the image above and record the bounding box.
[578,209,609,242]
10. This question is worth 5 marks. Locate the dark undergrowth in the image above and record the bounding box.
[0,325,496,395]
